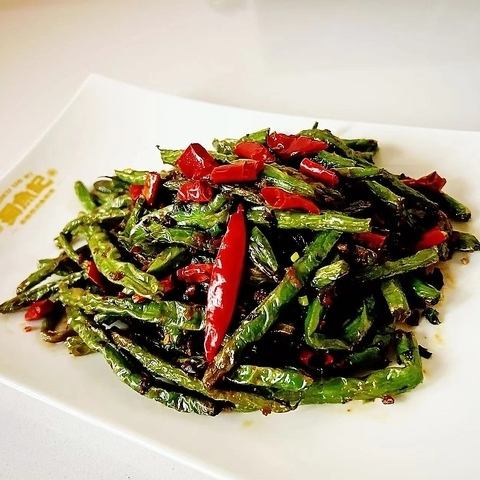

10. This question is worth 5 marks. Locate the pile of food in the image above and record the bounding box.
[1,124,478,415]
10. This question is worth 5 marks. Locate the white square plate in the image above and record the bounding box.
[1,75,479,480]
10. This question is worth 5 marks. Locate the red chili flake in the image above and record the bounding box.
[84,260,105,288]
[158,275,175,294]
[24,325,33,333]
[323,353,335,366]
[110,271,125,281]
[261,406,273,416]
[117,291,127,298]
[24,299,54,321]
[321,289,335,307]
[382,395,395,405]
[285,267,303,289]
[299,348,315,367]
[132,294,147,303]
[128,184,144,202]
[402,171,446,192]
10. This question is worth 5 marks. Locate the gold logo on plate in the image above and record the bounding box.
[0,169,57,233]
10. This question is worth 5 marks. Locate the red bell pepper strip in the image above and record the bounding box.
[177,180,213,203]
[210,160,264,184]
[416,227,448,250]
[260,186,320,214]
[84,260,106,288]
[128,184,144,202]
[402,171,446,192]
[177,263,213,283]
[142,172,162,206]
[25,299,54,321]
[354,232,387,250]
[299,158,339,187]
[158,274,175,294]
[204,205,247,362]
[267,132,328,159]
[176,143,218,179]
[234,141,275,163]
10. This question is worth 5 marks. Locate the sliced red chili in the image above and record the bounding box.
[176,143,218,179]
[210,160,264,184]
[204,205,247,362]
[267,132,328,159]
[416,227,448,250]
[128,184,144,202]
[299,158,339,187]
[402,171,446,192]
[234,141,275,163]
[354,232,387,250]
[177,180,213,203]
[25,299,54,321]
[142,172,162,206]
[84,260,105,288]
[260,186,320,214]
[158,274,175,294]
[177,263,213,283]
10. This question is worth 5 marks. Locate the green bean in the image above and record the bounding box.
[342,298,374,344]
[365,180,404,211]
[452,231,480,252]
[74,181,97,211]
[58,287,204,330]
[263,164,316,198]
[381,278,411,322]
[334,167,381,178]
[249,226,279,279]
[341,138,379,153]
[62,208,128,235]
[230,365,313,392]
[409,277,441,306]
[65,335,94,356]
[435,192,471,222]
[54,233,81,264]
[311,260,349,290]
[355,248,439,282]
[274,211,371,233]
[114,169,149,184]
[170,208,229,230]
[16,255,66,294]
[146,246,187,274]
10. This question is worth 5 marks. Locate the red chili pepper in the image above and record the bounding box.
[234,141,275,163]
[402,171,446,192]
[210,160,264,184]
[323,353,335,367]
[158,274,175,294]
[142,172,162,206]
[354,232,387,250]
[260,186,320,214]
[25,299,54,321]
[299,158,339,187]
[204,205,247,362]
[267,132,328,159]
[176,143,218,179]
[128,184,144,202]
[177,263,213,283]
[84,260,105,288]
[416,227,448,250]
[177,180,213,203]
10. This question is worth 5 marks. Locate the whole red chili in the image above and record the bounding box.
[416,227,448,250]
[142,172,162,206]
[267,132,328,159]
[158,274,175,294]
[260,186,320,214]
[402,171,446,192]
[210,160,264,184]
[177,263,213,283]
[84,260,105,288]
[354,232,387,250]
[299,158,339,187]
[177,180,213,203]
[128,184,144,202]
[204,205,247,362]
[25,299,54,321]
[234,141,275,163]
[176,143,218,179]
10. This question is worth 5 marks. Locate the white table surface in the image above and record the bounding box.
[0,1,479,479]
